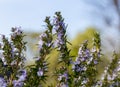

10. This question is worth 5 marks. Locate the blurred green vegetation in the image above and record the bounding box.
[70,27,96,56]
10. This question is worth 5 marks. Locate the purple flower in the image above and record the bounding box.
[58,72,69,87]
[91,47,96,53]
[1,35,5,40]
[18,70,27,81]
[13,80,23,87]
[38,32,52,51]
[94,60,98,65]
[58,73,68,81]
[38,40,44,50]
[12,70,26,87]
[37,68,44,77]
[53,16,66,31]
[11,27,23,39]
[53,13,66,50]
[11,60,17,66]
[39,33,47,40]
[0,77,7,87]
[73,46,90,72]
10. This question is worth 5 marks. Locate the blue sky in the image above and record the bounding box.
[0,0,118,38]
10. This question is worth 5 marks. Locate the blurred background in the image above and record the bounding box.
[0,0,120,86]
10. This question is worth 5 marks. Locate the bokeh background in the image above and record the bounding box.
[0,0,120,86]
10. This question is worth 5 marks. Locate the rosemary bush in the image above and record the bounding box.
[0,12,120,87]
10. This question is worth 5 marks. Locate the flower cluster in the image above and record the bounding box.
[25,17,53,87]
[0,77,7,87]
[56,67,69,87]
[0,27,26,87]
[53,12,66,48]
[53,12,73,87]
[100,52,120,86]
[72,35,101,87]
[12,70,27,87]
[0,12,120,87]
